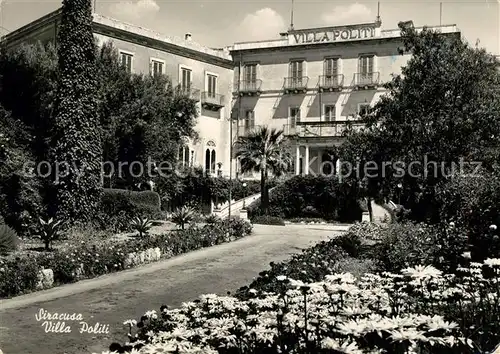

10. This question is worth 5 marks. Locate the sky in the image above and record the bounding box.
[0,0,499,54]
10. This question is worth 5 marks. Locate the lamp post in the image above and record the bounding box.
[397,183,403,205]
[242,182,247,209]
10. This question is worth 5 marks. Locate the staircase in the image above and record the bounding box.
[214,186,278,219]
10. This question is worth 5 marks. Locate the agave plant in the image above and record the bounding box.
[38,217,62,251]
[131,216,153,238]
[0,224,19,255]
[171,206,195,230]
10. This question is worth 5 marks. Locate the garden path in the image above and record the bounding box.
[0,223,349,354]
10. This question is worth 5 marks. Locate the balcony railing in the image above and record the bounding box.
[353,72,380,88]
[201,92,225,110]
[239,125,262,136]
[318,74,344,91]
[239,80,263,95]
[283,76,309,93]
[180,86,200,101]
[283,121,364,138]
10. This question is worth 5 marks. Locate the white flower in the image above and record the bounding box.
[276,275,287,281]
[461,252,471,259]
[484,258,500,267]
[490,224,498,231]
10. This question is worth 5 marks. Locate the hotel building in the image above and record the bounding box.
[1,10,460,179]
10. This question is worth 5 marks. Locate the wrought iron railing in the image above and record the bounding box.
[353,72,380,86]
[239,79,263,92]
[283,121,364,137]
[201,92,225,106]
[318,74,344,89]
[283,76,309,90]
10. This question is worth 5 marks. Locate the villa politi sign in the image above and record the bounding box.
[289,25,377,45]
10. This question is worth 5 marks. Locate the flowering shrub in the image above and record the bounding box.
[105,260,500,354]
[0,219,252,298]
[369,222,469,273]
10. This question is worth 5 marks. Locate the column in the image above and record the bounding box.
[304,144,309,175]
[295,145,300,175]
[336,157,341,175]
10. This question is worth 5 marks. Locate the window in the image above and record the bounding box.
[289,107,301,127]
[358,103,370,117]
[181,67,192,92]
[244,110,255,131]
[359,55,374,75]
[150,59,164,77]
[205,149,216,174]
[289,60,304,87]
[207,74,217,97]
[244,64,257,90]
[120,51,133,73]
[178,145,190,167]
[324,58,338,85]
[244,64,257,83]
[324,105,336,122]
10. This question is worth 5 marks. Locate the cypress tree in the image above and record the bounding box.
[51,0,102,223]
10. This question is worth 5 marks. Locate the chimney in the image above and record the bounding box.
[185,33,192,41]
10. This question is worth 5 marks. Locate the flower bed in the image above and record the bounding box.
[102,260,500,353]
[0,218,252,299]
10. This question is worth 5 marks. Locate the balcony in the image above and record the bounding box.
[318,74,344,92]
[239,125,262,136]
[283,121,364,138]
[201,92,225,110]
[180,87,200,102]
[283,76,309,94]
[353,72,380,89]
[239,80,263,96]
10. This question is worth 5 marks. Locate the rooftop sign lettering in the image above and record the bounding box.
[290,25,377,45]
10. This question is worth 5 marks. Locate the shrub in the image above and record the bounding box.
[329,232,363,257]
[130,217,153,238]
[97,189,161,232]
[248,175,362,222]
[224,216,253,236]
[171,206,195,230]
[0,218,252,299]
[369,221,468,273]
[251,215,285,226]
[0,224,19,255]
[37,217,62,251]
[204,214,220,224]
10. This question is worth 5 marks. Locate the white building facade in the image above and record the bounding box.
[1,11,460,180]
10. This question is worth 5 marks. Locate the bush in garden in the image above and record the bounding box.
[171,206,195,230]
[113,260,500,354]
[369,221,469,273]
[251,215,285,226]
[37,217,62,251]
[0,224,19,255]
[204,214,220,224]
[435,171,500,262]
[0,218,252,299]
[248,175,363,222]
[130,217,153,238]
[329,232,363,257]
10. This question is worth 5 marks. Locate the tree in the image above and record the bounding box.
[96,42,198,189]
[51,0,102,223]
[340,22,500,223]
[234,126,291,214]
[0,106,43,234]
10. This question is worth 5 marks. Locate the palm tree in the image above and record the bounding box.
[234,126,292,214]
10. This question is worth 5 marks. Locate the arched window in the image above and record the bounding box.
[211,150,216,173]
[205,149,211,171]
[205,140,217,175]
[183,146,189,166]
